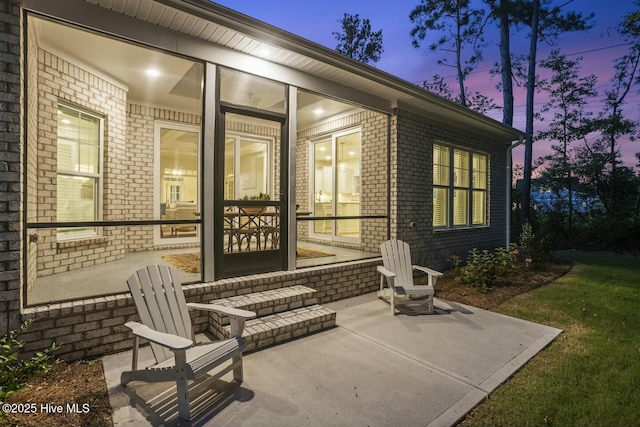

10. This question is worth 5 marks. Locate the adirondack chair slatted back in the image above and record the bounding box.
[127,265,194,363]
[381,240,415,287]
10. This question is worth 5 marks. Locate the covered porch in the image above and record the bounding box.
[28,242,377,305]
[24,13,388,307]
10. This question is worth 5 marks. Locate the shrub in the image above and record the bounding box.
[454,248,496,293]
[493,244,524,277]
[453,244,527,293]
[0,320,59,400]
[519,222,552,268]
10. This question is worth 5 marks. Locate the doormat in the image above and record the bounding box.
[296,247,334,259]
[162,252,201,273]
[162,247,333,273]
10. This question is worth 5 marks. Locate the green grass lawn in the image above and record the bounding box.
[462,251,640,427]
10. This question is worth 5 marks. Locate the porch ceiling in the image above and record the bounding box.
[82,0,522,140]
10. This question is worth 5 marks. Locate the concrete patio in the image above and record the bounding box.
[102,293,562,427]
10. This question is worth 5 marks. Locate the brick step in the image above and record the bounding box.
[210,285,318,326]
[225,304,337,352]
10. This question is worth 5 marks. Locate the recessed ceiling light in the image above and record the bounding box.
[260,48,270,56]
[325,155,331,160]
[61,119,71,124]
[313,108,324,116]
[319,147,326,152]
[146,68,161,78]
[348,151,356,156]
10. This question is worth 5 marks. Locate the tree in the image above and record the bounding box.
[410,0,486,108]
[422,74,500,114]
[636,153,640,223]
[530,7,640,251]
[521,0,540,227]
[422,74,455,99]
[333,13,384,65]
[590,3,640,174]
[536,50,597,239]
[484,0,515,126]
[516,0,594,225]
[576,4,640,232]
[482,1,593,226]
[572,147,640,249]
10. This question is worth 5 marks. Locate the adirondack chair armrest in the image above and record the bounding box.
[377,265,396,278]
[412,265,443,287]
[186,303,256,338]
[186,303,257,319]
[377,265,396,291]
[412,265,443,277]
[124,321,193,350]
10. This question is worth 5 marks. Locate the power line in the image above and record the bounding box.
[411,41,633,85]
[565,42,633,57]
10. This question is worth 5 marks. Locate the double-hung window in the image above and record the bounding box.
[433,143,487,228]
[56,104,102,238]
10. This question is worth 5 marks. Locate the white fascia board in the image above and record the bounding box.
[23,0,392,114]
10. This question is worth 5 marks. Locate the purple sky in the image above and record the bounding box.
[213,0,638,169]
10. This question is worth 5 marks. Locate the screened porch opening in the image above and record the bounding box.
[24,15,387,305]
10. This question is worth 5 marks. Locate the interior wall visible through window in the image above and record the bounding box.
[310,128,362,242]
[224,131,273,200]
[156,122,200,243]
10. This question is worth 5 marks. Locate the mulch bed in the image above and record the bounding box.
[3,360,112,427]
[417,261,573,310]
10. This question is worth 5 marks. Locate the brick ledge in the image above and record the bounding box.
[57,236,108,251]
[22,258,382,317]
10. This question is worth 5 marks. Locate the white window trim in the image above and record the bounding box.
[56,103,104,241]
[153,120,202,246]
[308,127,362,244]
[433,142,489,230]
[224,131,274,200]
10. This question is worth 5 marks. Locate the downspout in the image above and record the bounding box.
[506,136,524,248]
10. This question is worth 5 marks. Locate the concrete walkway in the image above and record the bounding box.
[102,293,561,427]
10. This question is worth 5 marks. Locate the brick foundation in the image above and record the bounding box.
[20,259,380,361]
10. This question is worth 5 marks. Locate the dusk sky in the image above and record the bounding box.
[213,0,638,170]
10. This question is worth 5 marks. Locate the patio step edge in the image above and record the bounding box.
[209,285,319,326]
[216,304,337,353]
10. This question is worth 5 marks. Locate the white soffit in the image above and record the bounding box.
[82,0,520,139]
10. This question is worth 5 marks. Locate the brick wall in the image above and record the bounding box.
[126,105,268,252]
[26,41,206,270]
[394,109,508,270]
[389,114,399,238]
[296,109,388,252]
[29,47,128,279]
[20,260,380,361]
[0,0,21,336]
[359,111,388,252]
[125,104,201,252]
[25,21,38,295]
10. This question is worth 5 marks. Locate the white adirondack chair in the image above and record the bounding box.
[377,239,443,315]
[121,265,256,420]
